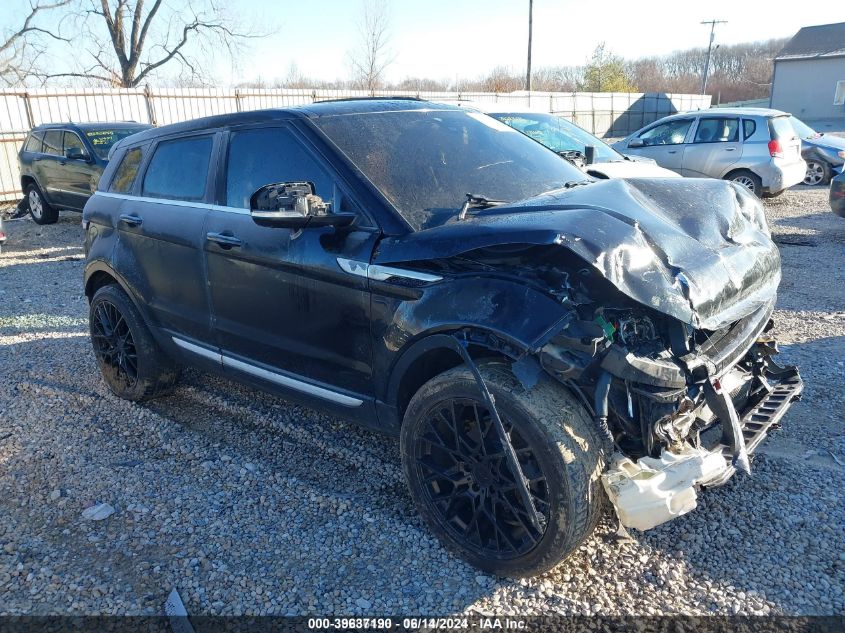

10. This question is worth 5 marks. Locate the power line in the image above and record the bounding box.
[701,19,727,94]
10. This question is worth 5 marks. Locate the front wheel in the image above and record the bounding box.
[400,362,607,577]
[89,284,180,401]
[803,160,831,186]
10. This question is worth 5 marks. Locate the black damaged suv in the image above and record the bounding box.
[83,99,802,577]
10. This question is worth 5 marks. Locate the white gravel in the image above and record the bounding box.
[0,188,843,616]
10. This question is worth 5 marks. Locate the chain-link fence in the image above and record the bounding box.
[0,87,711,202]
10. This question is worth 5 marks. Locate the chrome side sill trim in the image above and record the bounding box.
[171,336,363,407]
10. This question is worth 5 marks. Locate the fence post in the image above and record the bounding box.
[22,92,34,129]
[235,88,242,112]
[143,85,157,126]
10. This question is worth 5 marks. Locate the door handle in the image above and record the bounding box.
[32,157,42,162]
[725,147,737,151]
[668,150,678,154]
[119,213,143,227]
[206,232,242,248]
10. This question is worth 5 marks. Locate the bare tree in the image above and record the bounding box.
[45,0,257,87]
[349,0,394,94]
[0,0,71,86]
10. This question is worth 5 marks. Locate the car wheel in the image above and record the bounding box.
[400,361,607,578]
[25,183,58,225]
[803,160,831,186]
[728,170,763,198]
[89,284,180,401]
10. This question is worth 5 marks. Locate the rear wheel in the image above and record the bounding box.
[803,160,831,186]
[400,362,607,577]
[89,284,179,401]
[727,170,763,198]
[25,183,58,225]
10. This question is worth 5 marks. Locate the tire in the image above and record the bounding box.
[803,160,831,186]
[89,284,179,401]
[25,183,58,225]
[400,362,607,577]
[727,170,763,198]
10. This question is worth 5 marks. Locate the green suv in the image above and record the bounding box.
[18,122,150,224]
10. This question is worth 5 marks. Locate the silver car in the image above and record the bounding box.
[614,107,806,197]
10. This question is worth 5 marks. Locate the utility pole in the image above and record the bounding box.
[526,0,533,92]
[700,19,727,94]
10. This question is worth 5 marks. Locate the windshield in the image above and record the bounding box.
[788,116,820,140]
[314,109,584,230]
[490,112,622,162]
[85,128,149,159]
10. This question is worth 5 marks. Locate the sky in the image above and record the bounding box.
[4,0,845,86]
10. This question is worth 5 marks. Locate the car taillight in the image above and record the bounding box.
[768,139,784,158]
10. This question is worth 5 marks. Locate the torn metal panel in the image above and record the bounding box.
[373,178,779,330]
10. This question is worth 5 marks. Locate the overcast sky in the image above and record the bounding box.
[4,0,845,86]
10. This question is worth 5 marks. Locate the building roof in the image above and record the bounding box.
[776,22,845,61]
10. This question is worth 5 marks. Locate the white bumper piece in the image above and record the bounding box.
[601,446,728,531]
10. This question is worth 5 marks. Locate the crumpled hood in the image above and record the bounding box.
[587,160,680,179]
[374,178,781,330]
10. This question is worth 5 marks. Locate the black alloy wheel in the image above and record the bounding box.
[91,298,139,391]
[412,397,550,558]
[401,363,606,577]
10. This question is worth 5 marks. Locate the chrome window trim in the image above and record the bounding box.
[94,191,251,214]
[336,257,442,283]
[171,336,363,407]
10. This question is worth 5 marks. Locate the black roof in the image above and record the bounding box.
[121,98,461,144]
[33,121,151,132]
[776,22,845,60]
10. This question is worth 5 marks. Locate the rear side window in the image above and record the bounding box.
[742,119,756,140]
[769,116,796,140]
[142,136,213,201]
[693,118,739,143]
[23,132,43,152]
[110,147,144,194]
[42,130,62,156]
[225,127,332,208]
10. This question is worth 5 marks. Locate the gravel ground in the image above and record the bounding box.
[0,187,843,616]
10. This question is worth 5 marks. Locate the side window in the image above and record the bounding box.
[142,136,213,201]
[225,127,333,209]
[693,118,739,143]
[742,119,756,140]
[639,119,692,146]
[23,132,43,153]
[42,130,62,156]
[110,147,144,194]
[63,131,85,154]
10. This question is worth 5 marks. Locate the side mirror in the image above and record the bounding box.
[65,147,90,161]
[584,145,596,165]
[628,138,645,148]
[249,181,355,229]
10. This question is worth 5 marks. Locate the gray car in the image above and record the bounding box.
[613,108,806,197]
[789,116,845,186]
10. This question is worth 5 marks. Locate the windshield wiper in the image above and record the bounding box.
[563,179,593,189]
[457,193,508,220]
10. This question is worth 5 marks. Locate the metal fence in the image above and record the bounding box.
[0,87,712,202]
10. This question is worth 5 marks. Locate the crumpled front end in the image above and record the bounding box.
[538,294,803,531]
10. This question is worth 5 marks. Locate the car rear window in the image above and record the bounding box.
[769,116,796,140]
[142,136,213,201]
[42,130,62,156]
[23,132,43,153]
[110,147,144,194]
